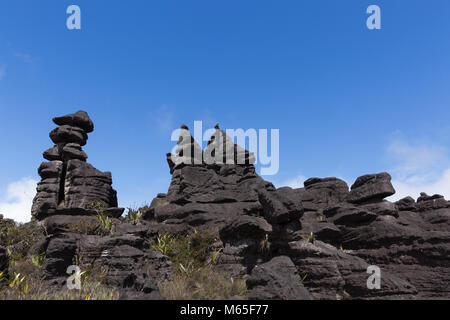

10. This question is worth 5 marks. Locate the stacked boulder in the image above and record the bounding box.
[31,111,121,220]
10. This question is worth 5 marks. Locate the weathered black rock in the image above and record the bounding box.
[32,111,121,220]
[19,118,450,300]
[247,256,312,300]
[53,110,94,133]
[347,172,395,204]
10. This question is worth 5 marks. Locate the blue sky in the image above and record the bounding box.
[1,1,450,222]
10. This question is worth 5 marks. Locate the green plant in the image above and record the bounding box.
[258,234,271,253]
[152,233,174,256]
[127,208,140,224]
[87,201,114,233]
[210,248,223,265]
[301,273,308,283]
[302,232,315,243]
[97,214,113,232]
[339,244,353,254]
[30,254,45,267]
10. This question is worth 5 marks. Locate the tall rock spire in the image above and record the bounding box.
[31,111,122,220]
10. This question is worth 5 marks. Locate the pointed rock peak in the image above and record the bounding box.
[204,124,255,165]
[53,110,94,133]
[173,124,203,166]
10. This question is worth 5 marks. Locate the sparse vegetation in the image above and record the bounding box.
[0,219,46,263]
[0,251,118,300]
[160,268,247,300]
[258,234,271,253]
[339,244,353,254]
[30,254,46,267]
[302,232,316,244]
[67,220,100,235]
[87,201,114,233]
[127,208,140,224]
[151,229,247,300]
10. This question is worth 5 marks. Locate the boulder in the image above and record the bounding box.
[220,215,272,242]
[247,256,312,300]
[49,125,87,146]
[43,145,62,161]
[299,177,349,212]
[53,110,94,133]
[347,172,395,204]
[395,196,416,211]
[62,143,88,161]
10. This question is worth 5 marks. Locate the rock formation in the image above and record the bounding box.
[141,126,450,299]
[3,115,449,300]
[31,111,122,220]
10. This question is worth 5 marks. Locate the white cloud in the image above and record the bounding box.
[0,178,37,223]
[387,138,450,201]
[276,174,307,189]
[390,169,450,201]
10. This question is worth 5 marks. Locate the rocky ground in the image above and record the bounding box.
[0,111,449,300]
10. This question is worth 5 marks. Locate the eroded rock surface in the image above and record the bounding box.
[7,116,450,300]
[32,111,120,220]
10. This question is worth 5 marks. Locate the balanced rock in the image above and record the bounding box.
[347,172,395,204]
[31,111,121,220]
[53,110,94,133]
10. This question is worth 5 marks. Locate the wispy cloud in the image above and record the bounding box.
[275,173,307,189]
[0,178,37,223]
[387,137,450,201]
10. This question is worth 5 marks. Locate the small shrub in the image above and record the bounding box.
[127,208,140,224]
[258,234,271,253]
[30,254,45,267]
[88,201,114,233]
[302,232,315,244]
